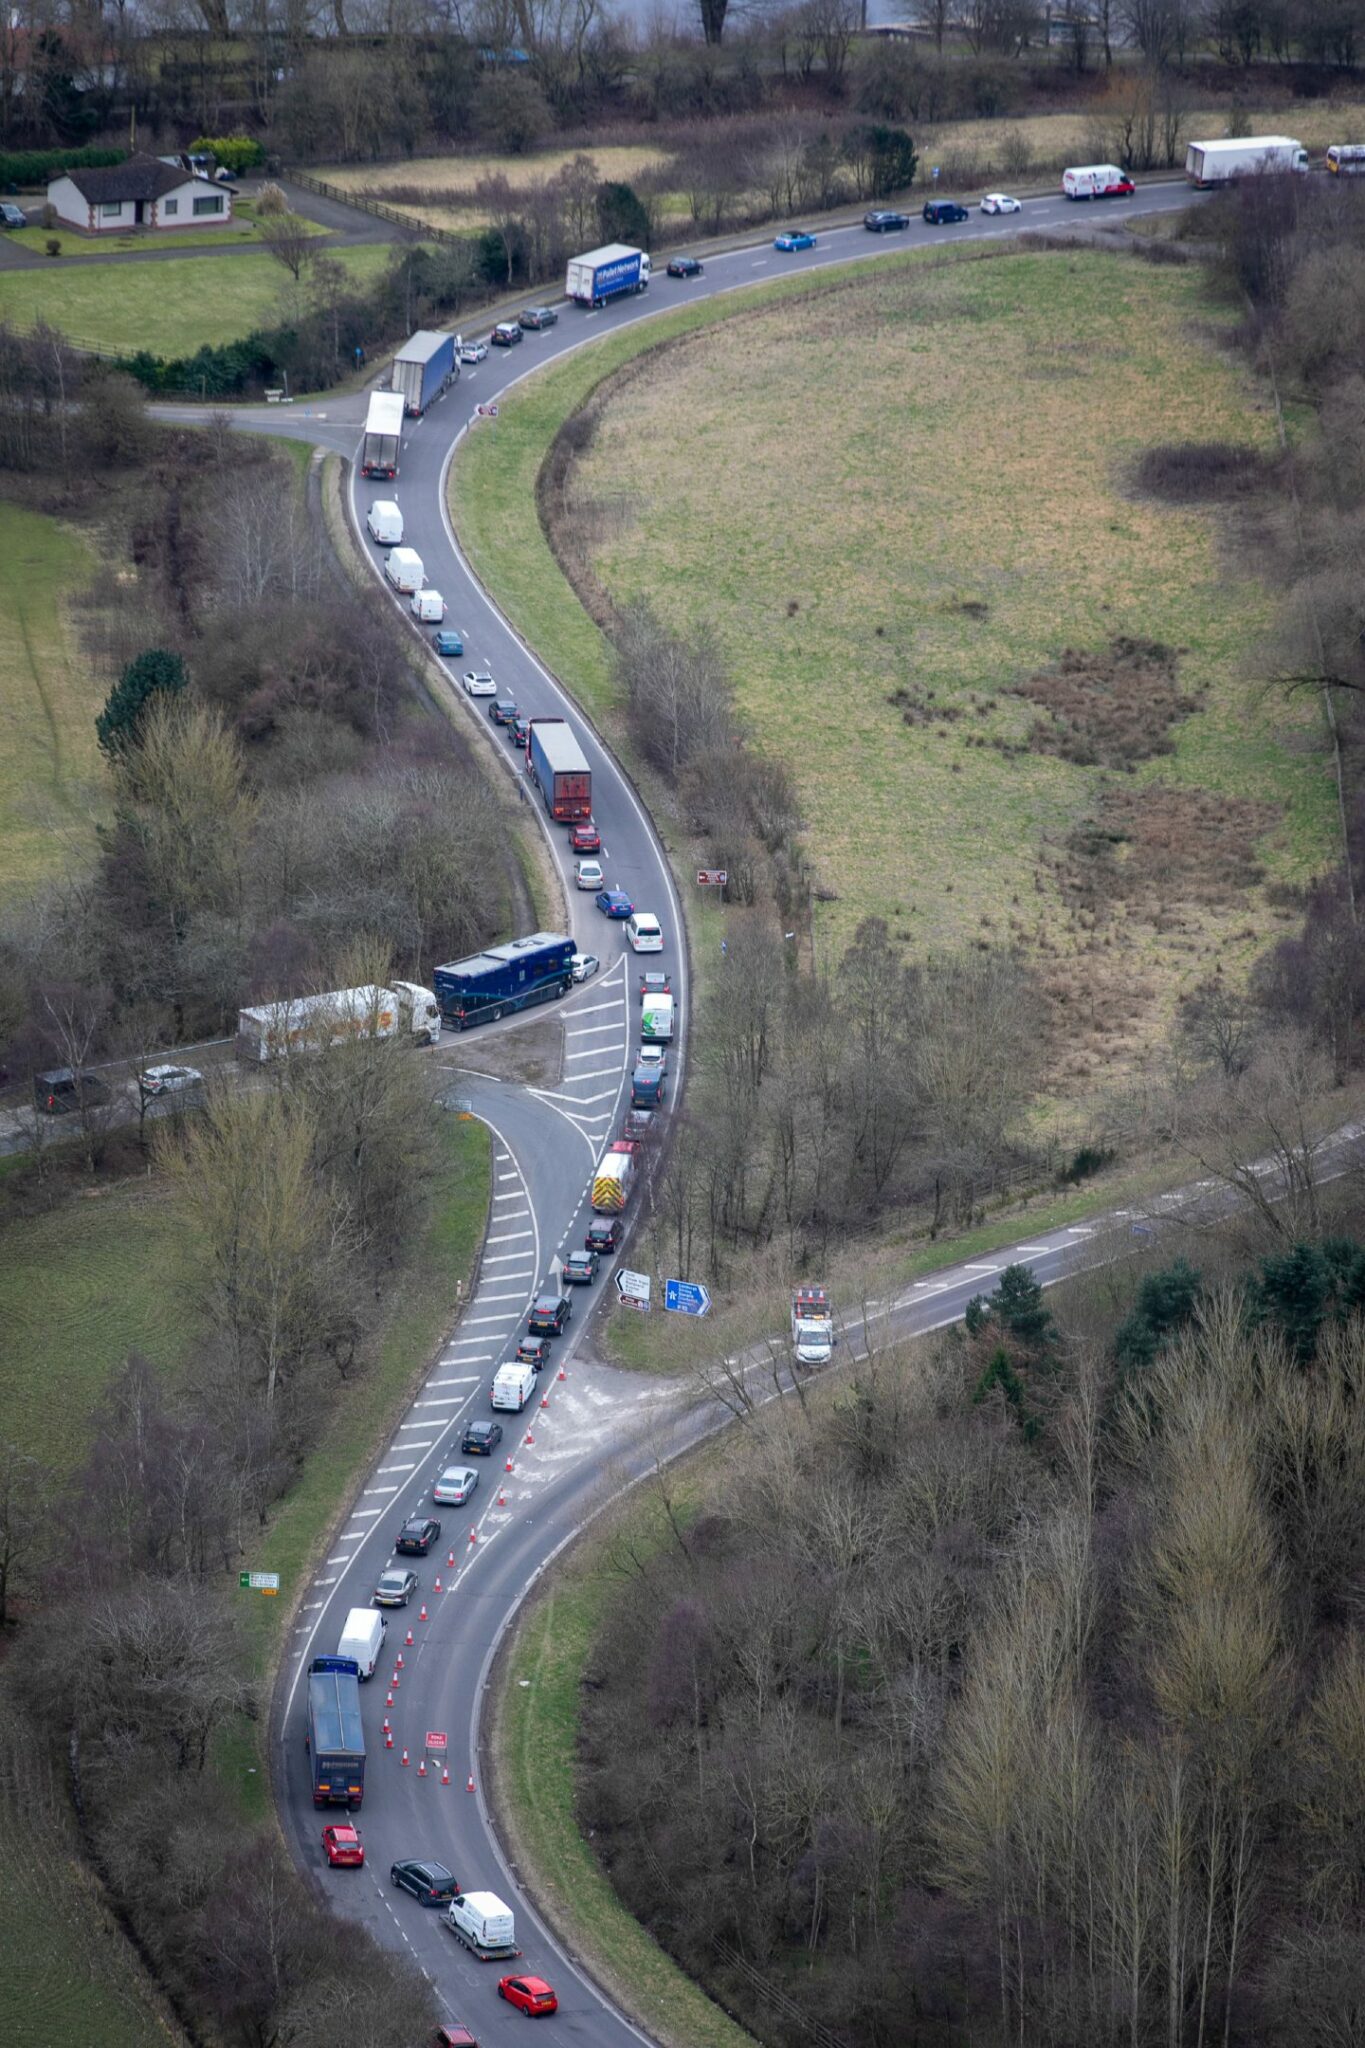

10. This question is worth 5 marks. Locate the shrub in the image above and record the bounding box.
[0,145,125,190]
[596,179,651,248]
[188,134,266,176]
[255,181,287,217]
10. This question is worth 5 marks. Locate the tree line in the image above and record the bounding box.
[0,329,508,1093]
[578,1225,1365,2048]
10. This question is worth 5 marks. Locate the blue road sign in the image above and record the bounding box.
[664,1278,711,1317]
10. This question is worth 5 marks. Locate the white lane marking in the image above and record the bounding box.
[464,1311,521,1326]
[301,1600,324,1611]
[565,998,619,1017]
[362,1484,401,1496]
[1067,1227,1096,1238]
[531,1083,618,1104]
[377,1462,416,1475]
[488,1229,534,1242]
[346,1508,383,1519]
[564,1047,623,1063]
[413,1396,473,1409]
[472,1289,527,1302]
[1014,1244,1053,1254]
[963,1263,1001,1275]
[497,1170,519,1181]
[427,1375,481,1386]
[393,1439,436,1451]
[480,1252,534,1266]
[566,1022,622,1038]
[326,1554,356,1564]
[492,1191,526,1203]
[314,1576,337,1586]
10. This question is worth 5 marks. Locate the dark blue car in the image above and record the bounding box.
[596,888,634,919]
[774,230,816,252]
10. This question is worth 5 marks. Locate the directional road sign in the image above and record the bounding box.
[238,1571,280,1594]
[616,1268,651,1311]
[664,1278,711,1317]
[696,868,728,887]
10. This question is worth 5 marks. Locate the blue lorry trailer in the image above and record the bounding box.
[433,933,575,1031]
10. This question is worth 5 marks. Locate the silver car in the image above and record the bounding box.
[139,1063,203,1098]
[432,1465,479,1507]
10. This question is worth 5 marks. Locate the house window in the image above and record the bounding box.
[192,193,223,216]
[101,202,122,219]
[163,197,178,216]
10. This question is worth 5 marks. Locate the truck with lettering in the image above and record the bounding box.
[307,1655,366,1807]
[236,983,440,1062]
[433,933,575,1032]
[564,243,651,309]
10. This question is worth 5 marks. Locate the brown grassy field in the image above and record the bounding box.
[563,245,1335,1091]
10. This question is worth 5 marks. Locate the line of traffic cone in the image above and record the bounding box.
[466,1773,475,1793]
[418,1605,428,1623]
[417,1758,427,1778]
[434,1576,442,1593]
[400,1748,410,1768]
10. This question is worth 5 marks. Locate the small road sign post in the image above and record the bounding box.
[696,868,728,888]
[238,1571,280,1595]
[425,1730,448,1752]
[664,1278,712,1317]
[616,1268,651,1312]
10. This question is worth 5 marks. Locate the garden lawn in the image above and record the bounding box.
[7,200,326,260]
[0,498,100,892]
[0,242,394,356]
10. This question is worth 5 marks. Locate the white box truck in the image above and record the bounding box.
[1062,164,1134,199]
[445,1890,517,1959]
[235,982,440,1062]
[565,242,650,308]
[384,546,424,595]
[336,1606,386,1679]
[360,392,405,480]
[490,1361,536,1412]
[1184,136,1309,186]
[366,499,403,546]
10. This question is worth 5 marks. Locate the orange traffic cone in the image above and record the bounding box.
[400,1748,410,1767]
[526,1431,535,1445]
[434,1577,443,1593]
[447,1549,455,1567]
[382,1718,390,1734]
[385,1729,393,1750]
[505,1456,514,1472]
[540,1395,549,1408]
[397,1651,405,1667]
[497,1488,506,1506]
[417,1759,427,1778]
[385,1690,394,1708]
[468,1526,477,1545]
[418,1606,428,1623]
[441,1764,450,1786]
[405,1629,414,1646]
[557,1366,566,1381]
[465,1773,475,1793]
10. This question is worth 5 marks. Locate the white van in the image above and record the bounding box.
[411,588,446,623]
[490,1360,537,1412]
[1062,164,1133,200]
[336,1606,386,1680]
[384,546,424,595]
[445,1889,517,1958]
[366,500,403,546]
[626,912,663,953]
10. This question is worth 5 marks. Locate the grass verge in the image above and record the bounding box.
[493,1481,757,2048]
[0,497,100,893]
[8,201,326,260]
[0,242,394,356]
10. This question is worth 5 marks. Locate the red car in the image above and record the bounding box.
[498,1976,558,2017]
[435,2028,478,2048]
[570,819,601,853]
[323,1824,364,1867]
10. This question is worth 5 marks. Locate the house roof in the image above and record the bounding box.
[59,154,196,204]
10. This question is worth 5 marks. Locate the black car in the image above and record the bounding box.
[518,305,558,329]
[33,1067,111,1115]
[489,695,518,726]
[515,1333,551,1370]
[564,1248,598,1285]
[509,714,532,747]
[923,199,970,224]
[667,255,703,278]
[0,201,26,229]
[395,1516,441,1555]
[586,1216,620,1255]
[864,210,909,232]
[491,321,523,347]
[526,1291,572,1337]
[462,1418,504,1456]
[390,1860,459,1906]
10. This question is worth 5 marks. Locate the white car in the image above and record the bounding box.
[458,339,488,364]
[139,1063,203,1098]
[463,670,497,697]
[574,858,604,891]
[636,1044,666,1070]
[626,913,663,953]
[980,192,1022,214]
[432,1465,479,1506]
[571,952,600,983]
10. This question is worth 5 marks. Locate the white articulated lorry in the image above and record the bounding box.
[235,982,440,1062]
[1185,136,1309,186]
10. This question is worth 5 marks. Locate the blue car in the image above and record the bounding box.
[774,230,816,252]
[595,888,634,919]
[433,629,464,657]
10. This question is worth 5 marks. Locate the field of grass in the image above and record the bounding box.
[0,242,394,356]
[0,499,102,894]
[7,199,326,260]
[495,1483,758,2048]
[321,144,673,230]
[563,247,1333,1084]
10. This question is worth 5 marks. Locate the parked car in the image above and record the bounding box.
[564,1248,599,1284]
[433,629,464,657]
[774,230,816,251]
[458,339,488,364]
[575,857,604,891]
[0,202,27,228]
[433,1465,479,1506]
[518,305,558,329]
[373,1567,419,1607]
[864,209,909,231]
[463,670,497,697]
[489,695,518,726]
[515,1333,551,1370]
[462,1418,503,1456]
[490,322,523,347]
[570,819,601,853]
[586,1215,620,1254]
[626,912,663,953]
[571,951,600,983]
[980,192,1022,214]
[666,255,703,277]
[395,1516,441,1555]
[497,1977,558,2018]
[527,1291,572,1336]
[391,1860,459,1906]
[923,199,970,224]
[323,1824,365,1867]
[138,1063,202,1098]
[596,888,634,919]
[33,1067,110,1115]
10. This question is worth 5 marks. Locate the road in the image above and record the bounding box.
[253,183,1211,2044]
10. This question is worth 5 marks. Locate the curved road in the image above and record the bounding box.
[266,180,1207,2046]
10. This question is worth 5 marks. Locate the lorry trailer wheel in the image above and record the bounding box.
[490,1006,503,1022]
